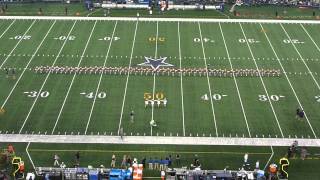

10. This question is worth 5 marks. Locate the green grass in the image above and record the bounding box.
[0,17,320,178]
[0,19,320,138]
[0,3,88,16]
[2,2,320,19]
[232,5,320,19]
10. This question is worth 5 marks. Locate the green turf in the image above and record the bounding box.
[0,19,320,138]
[2,2,320,19]
[1,17,320,179]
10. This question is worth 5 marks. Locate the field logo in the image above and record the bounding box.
[138,57,173,70]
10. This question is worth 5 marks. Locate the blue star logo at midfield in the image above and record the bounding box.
[137,56,174,70]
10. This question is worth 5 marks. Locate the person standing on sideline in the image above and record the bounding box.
[121,155,127,168]
[119,127,124,139]
[75,151,80,165]
[130,110,134,123]
[53,154,60,166]
[65,6,68,16]
[111,154,116,168]
[176,154,180,166]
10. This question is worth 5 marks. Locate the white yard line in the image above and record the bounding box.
[85,21,118,135]
[1,21,57,109]
[118,21,139,135]
[239,22,284,138]
[197,22,218,137]
[218,22,251,138]
[263,146,274,170]
[280,24,320,91]
[300,24,320,53]
[51,21,97,134]
[177,22,186,137]
[150,21,159,136]
[0,19,16,39]
[26,142,37,175]
[117,21,139,134]
[18,20,78,134]
[0,20,36,68]
[260,23,317,138]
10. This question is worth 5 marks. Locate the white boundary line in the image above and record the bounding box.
[263,146,274,170]
[0,20,36,69]
[85,21,118,134]
[0,19,16,39]
[26,142,37,174]
[198,22,218,137]
[150,21,159,136]
[18,20,78,134]
[1,134,319,147]
[1,20,57,109]
[51,21,98,134]
[219,22,251,138]
[280,24,320,91]
[177,22,186,137]
[117,21,139,134]
[1,16,320,24]
[239,22,284,138]
[260,23,317,138]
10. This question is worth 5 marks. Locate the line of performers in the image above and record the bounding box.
[33,66,281,77]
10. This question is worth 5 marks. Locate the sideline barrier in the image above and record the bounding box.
[0,15,320,24]
[0,134,319,146]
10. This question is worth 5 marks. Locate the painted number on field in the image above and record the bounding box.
[80,92,107,99]
[201,93,227,101]
[54,36,76,41]
[315,95,320,102]
[10,35,31,40]
[144,92,165,100]
[213,93,227,101]
[194,37,214,43]
[258,94,285,102]
[99,36,120,41]
[283,39,304,44]
[239,38,260,43]
[148,37,165,42]
[24,91,49,98]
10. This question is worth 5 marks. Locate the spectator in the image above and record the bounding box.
[127,155,132,167]
[60,162,66,169]
[168,155,172,166]
[75,151,80,164]
[287,146,293,158]
[53,154,60,167]
[148,157,153,169]
[300,147,308,160]
[121,155,127,168]
[176,154,181,166]
[111,154,116,168]
[141,157,146,168]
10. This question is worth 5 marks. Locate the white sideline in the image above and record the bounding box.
[1,16,320,24]
[0,134,319,147]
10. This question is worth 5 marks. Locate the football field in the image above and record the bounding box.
[1,17,320,141]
